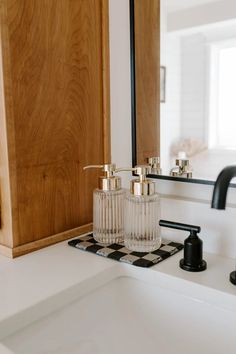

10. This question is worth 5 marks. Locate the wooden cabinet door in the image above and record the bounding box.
[0,0,110,257]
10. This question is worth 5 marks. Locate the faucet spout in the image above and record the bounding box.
[211,165,236,285]
[211,165,236,210]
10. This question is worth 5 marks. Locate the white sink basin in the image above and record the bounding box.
[1,265,236,354]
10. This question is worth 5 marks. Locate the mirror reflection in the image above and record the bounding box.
[161,0,236,181]
[160,0,236,180]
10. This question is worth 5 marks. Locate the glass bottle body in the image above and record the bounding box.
[124,193,161,252]
[93,188,125,244]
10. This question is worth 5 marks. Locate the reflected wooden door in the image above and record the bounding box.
[132,0,160,164]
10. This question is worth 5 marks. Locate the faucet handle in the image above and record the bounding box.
[159,220,207,272]
[159,220,200,234]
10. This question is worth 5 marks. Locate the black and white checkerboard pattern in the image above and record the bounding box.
[68,234,183,268]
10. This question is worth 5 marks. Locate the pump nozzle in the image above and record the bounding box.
[83,163,122,191]
[84,164,117,178]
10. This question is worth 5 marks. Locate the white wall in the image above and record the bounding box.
[168,0,236,32]
[181,33,207,142]
[109,0,132,187]
[109,0,236,259]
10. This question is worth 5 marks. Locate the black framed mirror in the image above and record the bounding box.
[130,0,236,187]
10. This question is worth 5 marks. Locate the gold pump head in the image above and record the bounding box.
[116,165,155,196]
[83,163,121,191]
[131,165,155,196]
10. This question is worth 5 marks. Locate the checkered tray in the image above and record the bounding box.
[68,234,183,268]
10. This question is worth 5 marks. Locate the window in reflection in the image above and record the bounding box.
[161,0,236,180]
[218,46,236,148]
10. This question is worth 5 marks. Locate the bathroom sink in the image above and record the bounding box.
[1,265,236,354]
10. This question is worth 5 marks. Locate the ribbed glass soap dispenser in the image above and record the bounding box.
[124,165,161,252]
[84,164,125,244]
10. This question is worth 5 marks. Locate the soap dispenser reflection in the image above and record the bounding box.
[123,165,161,252]
[84,164,125,244]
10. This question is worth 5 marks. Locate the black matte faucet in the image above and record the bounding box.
[211,165,236,209]
[211,165,236,285]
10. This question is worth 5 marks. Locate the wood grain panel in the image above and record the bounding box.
[0,223,93,258]
[0,0,17,248]
[12,223,93,258]
[0,0,110,254]
[134,0,160,164]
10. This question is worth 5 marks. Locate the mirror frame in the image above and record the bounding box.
[129,0,226,187]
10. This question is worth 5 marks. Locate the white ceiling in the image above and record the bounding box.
[165,0,222,13]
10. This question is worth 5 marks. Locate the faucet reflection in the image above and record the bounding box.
[211,165,236,285]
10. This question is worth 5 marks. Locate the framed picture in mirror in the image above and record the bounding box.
[160,66,166,103]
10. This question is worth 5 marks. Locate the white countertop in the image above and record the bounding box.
[0,234,235,323]
[0,233,236,353]
[0,235,115,325]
